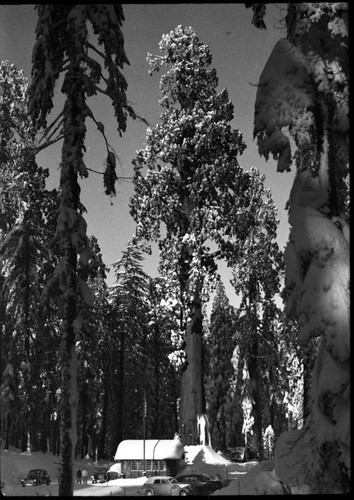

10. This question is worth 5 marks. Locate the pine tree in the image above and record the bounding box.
[205,282,237,452]
[72,236,110,460]
[231,168,283,459]
[130,25,275,445]
[249,3,349,493]
[145,277,180,439]
[109,240,149,447]
[0,60,59,454]
[28,5,133,495]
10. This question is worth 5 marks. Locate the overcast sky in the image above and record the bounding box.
[1,3,295,308]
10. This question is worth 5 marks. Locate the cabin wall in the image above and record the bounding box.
[117,459,176,478]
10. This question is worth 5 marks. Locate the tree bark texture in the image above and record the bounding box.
[58,104,81,496]
[179,295,206,445]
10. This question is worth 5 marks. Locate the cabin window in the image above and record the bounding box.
[130,459,167,472]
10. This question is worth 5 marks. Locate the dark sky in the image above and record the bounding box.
[0,3,294,307]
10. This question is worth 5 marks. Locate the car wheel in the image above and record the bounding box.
[145,489,154,496]
[179,490,189,496]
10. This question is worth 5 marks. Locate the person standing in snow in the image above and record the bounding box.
[81,467,88,485]
[76,468,82,484]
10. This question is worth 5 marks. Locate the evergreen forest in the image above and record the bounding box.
[0,3,349,496]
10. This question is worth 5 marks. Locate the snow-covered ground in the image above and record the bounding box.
[1,445,298,496]
[182,445,289,495]
[0,447,145,496]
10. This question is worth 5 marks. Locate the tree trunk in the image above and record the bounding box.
[179,193,208,446]
[179,291,206,445]
[58,124,80,497]
[59,308,78,496]
[23,231,31,454]
[248,341,263,459]
[247,274,263,459]
[5,413,10,449]
[116,325,125,445]
[152,323,160,438]
[99,383,108,459]
[80,382,87,459]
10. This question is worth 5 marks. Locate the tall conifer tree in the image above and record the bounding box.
[131,25,278,445]
[29,5,133,495]
[205,282,237,451]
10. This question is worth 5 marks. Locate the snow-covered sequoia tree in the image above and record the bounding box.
[249,3,349,493]
[28,5,134,496]
[131,25,278,446]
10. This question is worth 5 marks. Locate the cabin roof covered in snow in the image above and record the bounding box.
[114,439,184,460]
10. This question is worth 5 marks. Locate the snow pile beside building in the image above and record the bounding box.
[181,445,256,480]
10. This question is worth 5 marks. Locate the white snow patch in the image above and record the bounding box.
[212,460,281,496]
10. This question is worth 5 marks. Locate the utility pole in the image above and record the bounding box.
[143,389,147,475]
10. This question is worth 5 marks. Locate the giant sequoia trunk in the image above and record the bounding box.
[179,298,205,445]
[179,231,208,445]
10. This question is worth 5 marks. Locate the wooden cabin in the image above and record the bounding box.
[111,439,185,478]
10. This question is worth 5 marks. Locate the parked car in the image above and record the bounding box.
[225,447,245,462]
[175,474,222,495]
[91,467,108,483]
[107,470,125,480]
[21,469,51,487]
[137,476,194,496]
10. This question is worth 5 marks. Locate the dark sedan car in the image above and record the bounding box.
[21,469,51,487]
[91,467,108,483]
[175,474,222,495]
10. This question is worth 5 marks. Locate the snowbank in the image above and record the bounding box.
[212,460,284,495]
[181,446,295,496]
[181,445,256,480]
